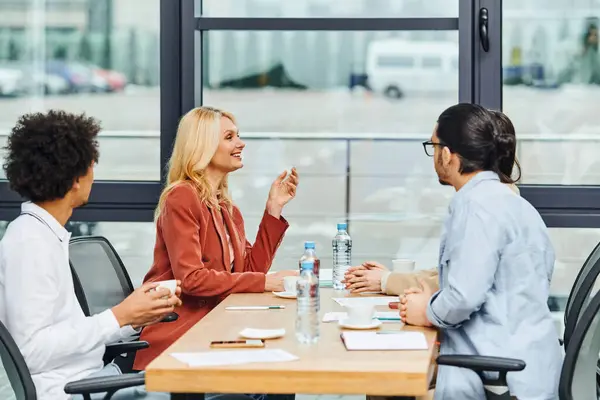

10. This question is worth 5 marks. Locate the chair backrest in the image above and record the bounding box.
[559,287,600,400]
[69,236,134,316]
[0,320,37,400]
[563,240,600,348]
[70,262,91,316]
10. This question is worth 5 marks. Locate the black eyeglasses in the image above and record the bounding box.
[422,140,447,157]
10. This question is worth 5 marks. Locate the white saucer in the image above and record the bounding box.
[273,291,297,299]
[239,328,286,339]
[338,318,382,330]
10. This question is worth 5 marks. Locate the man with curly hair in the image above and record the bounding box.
[0,110,187,400]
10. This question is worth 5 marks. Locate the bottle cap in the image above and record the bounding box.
[304,241,315,249]
[337,222,347,230]
[300,260,314,270]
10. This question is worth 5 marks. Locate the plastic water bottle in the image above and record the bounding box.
[299,241,320,277]
[299,241,320,310]
[296,260,320,344]
[332,222,352,290]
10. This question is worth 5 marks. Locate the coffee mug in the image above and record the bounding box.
[345,304,375,325]
[154,279,177,296]
[283,276,299,293]
[392,259,416,273]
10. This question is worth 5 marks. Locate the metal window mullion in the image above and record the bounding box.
[195,17,459,31]
[181,0,196,112]
[195,0,204,106]
[160,0,183,185]
[473,0,502,109]
[458,0,475,103]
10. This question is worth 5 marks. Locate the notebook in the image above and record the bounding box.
[340,331,428,351]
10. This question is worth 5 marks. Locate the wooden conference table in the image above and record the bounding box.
[146,288,438,398]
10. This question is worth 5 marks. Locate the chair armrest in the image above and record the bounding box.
[64,373,144,396]
[161,312,179,323]
[103,341,149,365]
[437,355,526,373]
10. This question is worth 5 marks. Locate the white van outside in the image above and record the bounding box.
[366,39,459,99]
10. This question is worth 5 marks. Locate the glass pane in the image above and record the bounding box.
[202,0,458,18]
[350,140,453,269]
[503,0,600,184]
[203,30,459,269]
[0,365,15,400]
[229,139,348,269]
[204,30,458,133]
[0,0,160,181]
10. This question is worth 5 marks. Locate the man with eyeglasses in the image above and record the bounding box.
[399,104,560,399]
[344,110,521,298]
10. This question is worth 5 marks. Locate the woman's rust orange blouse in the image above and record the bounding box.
[133,183,288,369]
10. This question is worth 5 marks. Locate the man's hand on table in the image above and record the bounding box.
[399,278,433,327]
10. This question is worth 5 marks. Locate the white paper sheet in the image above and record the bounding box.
[171,349,298,367]
[341,331,428,351]
[333,296,399,307]
[322,311,401,322]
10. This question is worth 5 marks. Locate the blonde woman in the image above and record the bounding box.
[134,107,299,370]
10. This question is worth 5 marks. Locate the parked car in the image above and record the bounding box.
[0,65,26,97]
[93,67,127,92]
[45,60,97,93]
[15,63,70,95]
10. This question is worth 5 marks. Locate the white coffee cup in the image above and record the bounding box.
[392,259,416,273]
[155,279,177,296]
[345,304,375,325]
[283,276,299,294]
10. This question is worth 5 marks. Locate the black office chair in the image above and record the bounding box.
[0,319,145,400]
[559,286,600,399]
[437,286,600,399]
[69,236,177,372]
[69,235,178,321]
[69,236,142,316]
[562,240,600,348]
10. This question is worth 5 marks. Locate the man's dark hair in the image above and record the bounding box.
[488,110,521,183]
[3,110,100,202]
[436,103,517,184]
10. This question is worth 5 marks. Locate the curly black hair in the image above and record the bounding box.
[3,110,100,202]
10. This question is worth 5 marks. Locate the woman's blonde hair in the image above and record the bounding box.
[155,106,236,221]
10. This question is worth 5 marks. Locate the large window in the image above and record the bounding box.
[193,0,470,272]
[0,0,163,223]
[204,28,459,269]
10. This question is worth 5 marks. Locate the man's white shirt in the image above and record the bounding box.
[0,202,138,400]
